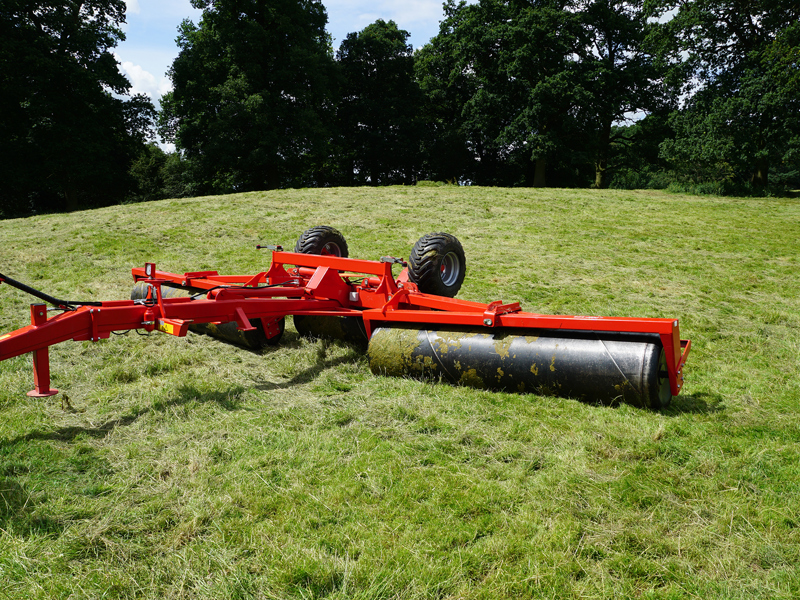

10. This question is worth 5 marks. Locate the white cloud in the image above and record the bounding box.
[125,0,141,15]
[116,55,173,100]
[325,0,449,48]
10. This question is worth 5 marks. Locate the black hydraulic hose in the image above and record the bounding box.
[0,272,103,310]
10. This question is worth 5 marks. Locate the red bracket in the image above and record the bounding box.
[242,272,267,288]
[234,307,256,332]
[263,317,282,339]
[482,301,522,326]
[658,322,692,396]
[306,266,351,306]
[157,318,191,337]
[380,288,410,314]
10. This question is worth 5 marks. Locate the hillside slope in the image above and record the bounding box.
[1,187,799,598]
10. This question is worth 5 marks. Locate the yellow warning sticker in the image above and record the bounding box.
[157,322,174,335]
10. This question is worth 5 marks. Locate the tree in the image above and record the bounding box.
[765,21,800,187]
[159,0,336,194]
[417,0,600,187]
[575,0,667,188]
[652,0,800,188]
[0,0,154,216]
[605,111,676,188]
[128,144,170,203]
[127,145,202,202]
[416,0,518,185]
[335,20,425,185]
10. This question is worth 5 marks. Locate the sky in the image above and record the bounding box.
[115,0,451,106]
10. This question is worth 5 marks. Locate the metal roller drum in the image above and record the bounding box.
[367,326,671,408]
[131,282,282,349]
[293,315,368,348]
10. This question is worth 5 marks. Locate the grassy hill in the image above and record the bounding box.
[1,186,799,598]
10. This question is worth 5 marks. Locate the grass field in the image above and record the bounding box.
[0,186,798,599]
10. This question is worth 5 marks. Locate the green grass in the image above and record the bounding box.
[1,186,799,598]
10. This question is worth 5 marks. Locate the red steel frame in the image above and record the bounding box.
[0,251,690,398]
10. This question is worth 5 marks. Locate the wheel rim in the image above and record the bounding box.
[321,242,342,256]
[440,252,461,286]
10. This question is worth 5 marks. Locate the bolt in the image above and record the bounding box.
[483,318,492,326]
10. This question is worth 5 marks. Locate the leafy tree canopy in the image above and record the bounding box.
[417,0,586,186]
[335,20,425,185]
[159,0,336,193]
[0,0,154,216]
[416,0,665,188]
[574,0,667,188]
[651,0,800,187]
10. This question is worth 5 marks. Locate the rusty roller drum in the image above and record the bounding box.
[131,282,283,349]
[367,326,671,409]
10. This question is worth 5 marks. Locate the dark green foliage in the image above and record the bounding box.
[161,153,203,200]
[575,0,667,188]
[128,145,168,203]
[158,0,336,194]
[652,0,800,190]
[608,112,676,189]
[416,0,587,187]
[127,146,200,203]
[334,20,425,185]
[4,0,799,206]
[414,0,665,188]
[0,0,155,217]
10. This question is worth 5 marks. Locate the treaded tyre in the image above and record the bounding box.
[294,226,348,257]
[293,226,363,345]
[408,232,466,297]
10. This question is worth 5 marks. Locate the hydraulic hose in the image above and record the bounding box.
[0,272,102,310]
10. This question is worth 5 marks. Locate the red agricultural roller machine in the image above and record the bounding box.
[0,227,690,409]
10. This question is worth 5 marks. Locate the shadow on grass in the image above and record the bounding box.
[582,392,725,415]
[0,476,68,536]
[663,391,725,415]
[254,341,365,391]
[1,383,246,447]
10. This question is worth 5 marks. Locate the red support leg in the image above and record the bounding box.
[27,304,58,397]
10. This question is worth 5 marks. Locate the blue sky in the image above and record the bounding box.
[115,0,451,103]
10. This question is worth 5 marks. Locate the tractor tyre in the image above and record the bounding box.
[408,232,466,298]
[294,226,349,257]
[292,226,365,346]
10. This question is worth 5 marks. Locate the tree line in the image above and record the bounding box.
[2,0,798,218]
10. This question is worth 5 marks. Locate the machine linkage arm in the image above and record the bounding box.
[0,279,345,397]
[1,301,154,397]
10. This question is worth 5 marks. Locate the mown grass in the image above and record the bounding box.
[0,186,799,598]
